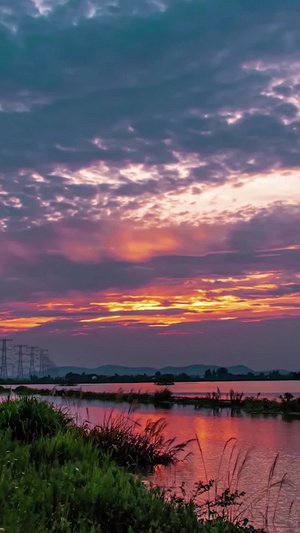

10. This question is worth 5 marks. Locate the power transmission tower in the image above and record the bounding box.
[44,354,54,375]
[39,349,49,377]
[15,344,27,380]
[0,338,12,379]
[10,363,16,378]
[28,346,38,377]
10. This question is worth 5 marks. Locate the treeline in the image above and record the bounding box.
[58,369,300,384]
[202,368,300,381]
[1,368,300,385]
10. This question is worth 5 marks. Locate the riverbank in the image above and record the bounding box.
[0,397,263,532]
[0,374,299,386]
[9,385,300,417]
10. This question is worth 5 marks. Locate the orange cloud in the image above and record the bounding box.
[2,270,300,333]
[0,316,62,333]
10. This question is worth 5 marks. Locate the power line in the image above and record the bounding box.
[39,349,49,377]
[10,363,16,378]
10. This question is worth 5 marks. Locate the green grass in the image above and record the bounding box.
[0,397,264,533]
[0,396,189,469]
[0,396,72,443]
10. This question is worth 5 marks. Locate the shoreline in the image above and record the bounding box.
[0,376,299,386]
[8,385,300,418]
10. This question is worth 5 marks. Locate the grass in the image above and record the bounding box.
[0,396,72,443]
[191,437,294,532]
[0,396,186,469]
[0,397,265,533]
[153,388,173,406]
[88,411,191,469]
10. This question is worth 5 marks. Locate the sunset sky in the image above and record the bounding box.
[1,0,300,370]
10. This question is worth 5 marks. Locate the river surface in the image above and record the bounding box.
[11,381,300,532]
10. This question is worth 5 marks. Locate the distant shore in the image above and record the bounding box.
[1,374,300,387]
[7,385,300,417]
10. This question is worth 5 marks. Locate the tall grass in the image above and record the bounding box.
[153,388,173,405]
[0,396,72,443]
[0,397,189,469]
[88,411,192,469]
[229,390,244,405]
[183,437,297,532]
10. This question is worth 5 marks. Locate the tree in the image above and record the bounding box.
[216,367,229,379]
[204,369,212,380]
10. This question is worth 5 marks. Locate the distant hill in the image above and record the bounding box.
[44,363,288,378]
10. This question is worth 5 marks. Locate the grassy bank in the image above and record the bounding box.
[0,397,264,532]
[9,385,300,416]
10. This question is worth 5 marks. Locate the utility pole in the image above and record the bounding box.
[39,349,49,377]
[0,338,12,379]
[15,344,27,380]
[28,346,38,377]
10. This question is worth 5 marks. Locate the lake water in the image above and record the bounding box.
[10,381,300,532]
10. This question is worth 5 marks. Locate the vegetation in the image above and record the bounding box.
[0,396,72,443]
[0,397,264,533]
[153,387,173,405]
[2,367,300,386]
[87,412,191,469]
[10,385,300,417]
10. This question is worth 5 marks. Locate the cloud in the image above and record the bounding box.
[0,0,300,231]
[0,0,300,366]
[0,201,300,301]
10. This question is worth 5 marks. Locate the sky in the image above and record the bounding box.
[1,0,300,371]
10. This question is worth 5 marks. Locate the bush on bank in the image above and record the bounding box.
[0,398,264,533]
[0,396,72,443]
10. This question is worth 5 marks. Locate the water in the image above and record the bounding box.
[10,381,300,532]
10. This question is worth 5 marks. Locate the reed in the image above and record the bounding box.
[181,437,297,532]
[88,410,192,469]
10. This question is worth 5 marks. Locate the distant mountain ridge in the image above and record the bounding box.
[47,364,289,378]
